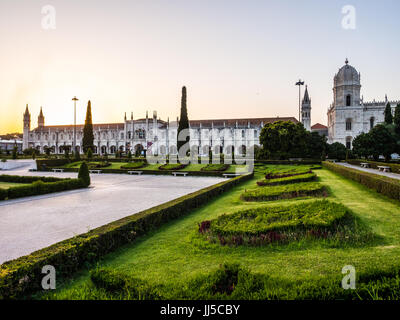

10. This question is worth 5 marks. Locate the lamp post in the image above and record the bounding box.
[72,96,79,154]
[295,80,304,123]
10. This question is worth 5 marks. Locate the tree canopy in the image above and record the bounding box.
[82,101,94,154]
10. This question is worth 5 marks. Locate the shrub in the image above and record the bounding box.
[257,173,316,186]
[120,161,146,170]
[323,161,400,201]
[241,182,326,202]
[159,163,187,171]
[201,164,230,172]
[78,162,91,187]
[87,148,93,160]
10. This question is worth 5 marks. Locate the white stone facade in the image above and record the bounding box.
[22,105,297,156]
[327,59,400,148]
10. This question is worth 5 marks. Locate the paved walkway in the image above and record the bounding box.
[0,161,224,264]
[336,162,400,180]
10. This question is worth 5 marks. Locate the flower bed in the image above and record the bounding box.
[158,163,187,170]
[257,172,316,186]
[201,164,230,172]
[199,200,362,246]
[241,182,326,202]
[120,161,146,170]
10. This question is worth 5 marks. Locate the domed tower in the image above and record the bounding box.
[333,58,361,108]
[23,104,31,150]
[301,85,311,131]
[327,59,363,147]
[38,107,45,127]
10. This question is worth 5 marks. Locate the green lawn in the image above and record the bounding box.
[43,165,400,299]
[0,182,30,189]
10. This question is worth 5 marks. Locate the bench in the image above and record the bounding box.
[89,170,102,174]
[52,168,64,173]
[172,172,188,177]
[360,162,371,168]
[128,171,143,175]
[223,173,242,178]
[377,166,391,172]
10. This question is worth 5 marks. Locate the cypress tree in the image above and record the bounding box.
[78,162,91,187]
[394,103,400,135]
[82,101,94,153]
[384,102,393,124]
[177,86,190,153]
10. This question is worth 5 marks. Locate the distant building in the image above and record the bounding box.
[22,105,298,155]
[311,123,328,137]
[327,59,400,149]
[0,139,23,153]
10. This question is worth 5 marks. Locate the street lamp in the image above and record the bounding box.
[72,96,79,154]
[295,79,304,123]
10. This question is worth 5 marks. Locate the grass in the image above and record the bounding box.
[40,164,400,299]
[0,182,30,189]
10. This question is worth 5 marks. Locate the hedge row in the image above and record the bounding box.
[255,159,321,165]
[347,159,400,174]
[0,178,88,201]
[0,174,64,183]
[323,161,400,200]
[0,173,253,299]
[36,159,70,170]
[38,167,242,177]
[257,173,316,186]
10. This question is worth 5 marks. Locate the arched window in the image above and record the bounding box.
[346,137,352,150]
[346,119,352,131]
[370,117,375,130]
[346,95,351,106]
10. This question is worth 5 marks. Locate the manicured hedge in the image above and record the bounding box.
[0,173,253,299]
[255,159,321,165]
[347,159,400,174]
[257,173,316,186]
[323,161,400,201]
[0,175,64,183]
[0,177,88,201]
[201,164,230,172]
[241,182,326,202]
[36,159,70,170]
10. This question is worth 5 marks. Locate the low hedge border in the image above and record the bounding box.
[37,167,248,177]
[0,175,64,183]
[255,159,321,165]
[323,161,400,200]
[257,173,316,186]
[347,159,400,174]
[0,172,253,299]
[0,176,88,201]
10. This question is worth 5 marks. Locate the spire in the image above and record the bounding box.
[24,104,30,115]
[39,107,44,117]
[38,106,45,127]
[302,85,310,103]
[124,112,127,121]
[131,112,133,120]
[345,58,349,65]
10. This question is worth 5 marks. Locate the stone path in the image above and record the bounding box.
[336,162,400,180]
[0,162,224,264]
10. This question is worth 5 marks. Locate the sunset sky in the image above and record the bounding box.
[1,0,400,134]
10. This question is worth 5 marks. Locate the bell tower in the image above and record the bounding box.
[301,86,311,131]
[23,104,31,150]
[38,107,45,127]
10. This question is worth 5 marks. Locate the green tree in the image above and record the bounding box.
[78,162,91,187]
[326,142,347,161]
[12,146,18,159]
[87,148,93,160]
[369,124,396,162]
[305,132,327,159]
[64,148,70,160]
[384,102,393,124]
[177,86,190,154]
[82,100,95,153]
[394,103,400,135]
[74,149,81,161]
[128,150,132,161]
[352,132,373,159]
[259,121,308,159]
